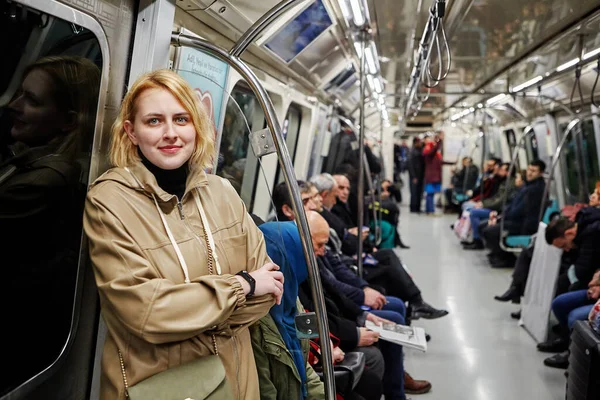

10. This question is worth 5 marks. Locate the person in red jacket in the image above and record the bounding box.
[422,132,453,214]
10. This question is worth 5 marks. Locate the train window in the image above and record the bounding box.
[0,1,102,395]
[504,129,520,170]
[274,104,302,184]
[524,131,540,163]
[560,119,600,198]
[217,83,265,210]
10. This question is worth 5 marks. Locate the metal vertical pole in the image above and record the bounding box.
[357,33,367,278]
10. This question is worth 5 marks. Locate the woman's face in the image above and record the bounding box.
[8,69,72,146]
[124,88,196,170]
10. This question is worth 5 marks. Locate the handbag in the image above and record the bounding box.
[117,188,233,399]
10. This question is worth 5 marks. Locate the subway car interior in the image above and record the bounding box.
[1,0,600,399]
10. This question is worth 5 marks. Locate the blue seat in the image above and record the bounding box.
[504,199,559,249]
[505,235,531,248]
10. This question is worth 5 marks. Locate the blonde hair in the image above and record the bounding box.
[24,56,101,159]
[109,69,215,168]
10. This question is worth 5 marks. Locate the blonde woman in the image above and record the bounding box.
[83,70,284,399]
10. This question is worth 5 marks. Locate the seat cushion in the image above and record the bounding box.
[505,235,531,248]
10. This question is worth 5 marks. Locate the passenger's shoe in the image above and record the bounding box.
[537,337,569,353]
[494,286,520,303]
[463,239,484,250]
[412,301,449,320]
[404,372,432,394]
[425,333,431,342]
[544,351,569,369]
[510,310,521,320]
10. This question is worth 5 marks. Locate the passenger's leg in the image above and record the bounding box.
[425,192,435,213]
[354,345,384,380]
[369,310,406,400]
[567,304,595,330]
[470,208,491,240]
[382,296,406,317]
[495,246,533,302]
[551,290,589,328]
[409,180,419,212]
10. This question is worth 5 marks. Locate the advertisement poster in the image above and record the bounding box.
[174,46,230,136]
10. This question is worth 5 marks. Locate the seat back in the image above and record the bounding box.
[542,199,560,225]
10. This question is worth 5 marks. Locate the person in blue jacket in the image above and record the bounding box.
[481,160,546,268]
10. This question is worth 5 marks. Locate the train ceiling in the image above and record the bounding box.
[177,0,600,132]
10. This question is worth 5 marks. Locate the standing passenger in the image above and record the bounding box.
[422,132,451,215]
[407,137,425,213]
[83,70,284,399]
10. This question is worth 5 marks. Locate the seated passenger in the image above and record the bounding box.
[273,179,448,320]
[495,187,600,304]
[538,270,600,370]
[252,221,325,399]
[480,160,547,268]
[444,156,479,213]
[305,211,432,398]
[461,157,503,211]
[462,163,520,250]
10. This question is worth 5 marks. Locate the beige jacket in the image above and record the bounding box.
[83,162,274,400]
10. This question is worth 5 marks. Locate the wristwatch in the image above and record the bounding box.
[236,270,256,297]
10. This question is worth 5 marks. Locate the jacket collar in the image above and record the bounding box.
[125,161,209,202]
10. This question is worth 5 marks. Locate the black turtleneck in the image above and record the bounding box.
[139,149,188,200]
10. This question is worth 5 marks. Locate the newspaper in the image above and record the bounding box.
[365,321,428,352]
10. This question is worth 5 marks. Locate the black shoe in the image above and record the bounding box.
[494,286,521,303]
[463,239,484,250]
[425,333,431,342]
[412,301,449,320]
[510,310,521,320]
[537,337,569,353]
[544,351,569,369]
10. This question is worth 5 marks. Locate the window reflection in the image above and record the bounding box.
[0,3,101,394]
[562,120,600,198]
[216,85,265,210]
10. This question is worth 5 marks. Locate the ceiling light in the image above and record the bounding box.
[510,76,543,92]
[338,0,351,20]
[486,93,507,106]
[373,77,383,93]
[364,46,378,75]
[378,96,385,105]
[556,58,580,72]
[367,74,375,91]
[583,47,600,60]
[353,41,362,58]
[349,0,366,27]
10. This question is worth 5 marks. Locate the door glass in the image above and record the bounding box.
[560,119,600,198]
[0,1,102,395]
[274,105,302,185]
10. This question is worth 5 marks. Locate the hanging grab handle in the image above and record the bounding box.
[569,65,584,113]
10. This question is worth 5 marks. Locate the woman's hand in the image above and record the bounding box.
[235,262,284,304]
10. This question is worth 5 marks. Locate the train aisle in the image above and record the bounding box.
[397,199,565,400]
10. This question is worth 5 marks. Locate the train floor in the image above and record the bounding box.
[396,196,565,400]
